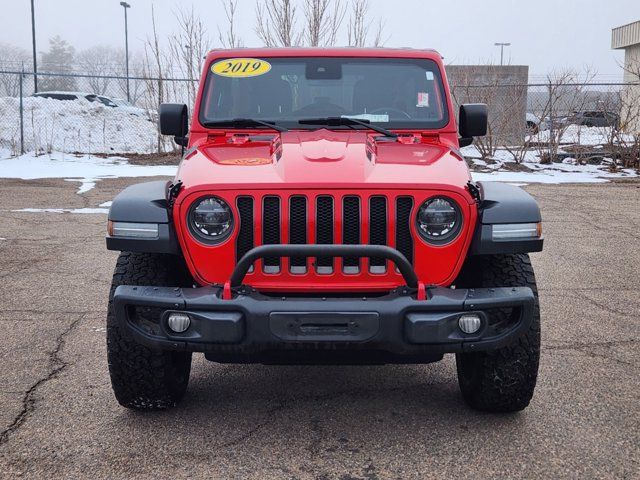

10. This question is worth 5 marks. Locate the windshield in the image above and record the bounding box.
[199,57,448,130]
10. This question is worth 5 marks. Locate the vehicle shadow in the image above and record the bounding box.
[111,359,529,454]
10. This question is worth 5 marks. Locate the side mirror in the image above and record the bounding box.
[159,103,189,146]
[459,104,488,146]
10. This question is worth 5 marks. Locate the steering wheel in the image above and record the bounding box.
[369,107,411,120]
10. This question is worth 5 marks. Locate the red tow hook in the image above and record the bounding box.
[222,281,232,300]
[417,282,427,301]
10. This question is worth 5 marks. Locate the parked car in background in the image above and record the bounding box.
[33,91,95,102]
[566,111,620,128]
[32,91,150,119]
[109,97,149,118]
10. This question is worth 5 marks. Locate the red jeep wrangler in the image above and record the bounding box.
[106,48,543,412]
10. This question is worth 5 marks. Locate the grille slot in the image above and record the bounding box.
[263,196,281,272]
[343,196,361,272]
[369,196,387,272]
[395,197,414,265]
[315,196,334,272]
[289,196,307,273]
[236,197,254,266]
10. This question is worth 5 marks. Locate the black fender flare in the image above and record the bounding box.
[106,181,180,254]
[469,181,543,255]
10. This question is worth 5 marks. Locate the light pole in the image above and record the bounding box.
[120,1,131,102]
[494,42,511,66]
[30,0,37,93]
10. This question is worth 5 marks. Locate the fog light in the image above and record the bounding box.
[458,314,481,334]
[167,313,191,333]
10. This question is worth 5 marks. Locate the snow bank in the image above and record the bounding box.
[461,141,638,184]
[471,166,633,184]
[527,125,634,146]
[0,150,177,193]
[0,96,160,155]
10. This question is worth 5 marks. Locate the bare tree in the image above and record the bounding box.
[0,43,30,96]
[255,0,302,47]
[303,0,345,46]
[347,0,369,47]
[114,52,145,104]
[533,68,597,163]
[167,6,210,107]
[371,18,387,47]
[218,0,244,48]
[449,64,528,160]
[254,0,379,47]
[346,0,386,47]
[326,0,347,45]
[142,5,169,152]
[76,45,125,94]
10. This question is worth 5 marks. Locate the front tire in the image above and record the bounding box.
[107,252,193,410]
[454,254,541,413]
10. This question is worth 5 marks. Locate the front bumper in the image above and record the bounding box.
[113,284,535,364]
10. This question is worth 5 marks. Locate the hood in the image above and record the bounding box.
[176,129,471,193]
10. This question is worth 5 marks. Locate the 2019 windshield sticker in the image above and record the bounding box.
[211,58,272,78]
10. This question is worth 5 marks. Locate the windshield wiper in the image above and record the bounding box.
[202,118,288,132]
[297,117,398,138]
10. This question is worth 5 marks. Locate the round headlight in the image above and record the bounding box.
[416,197,462,244]
[188,196,233,243]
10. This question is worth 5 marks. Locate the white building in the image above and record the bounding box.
[612,20,640,133]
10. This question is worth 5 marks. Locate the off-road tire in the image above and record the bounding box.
[107,252,193,410]
[454,254,541,413]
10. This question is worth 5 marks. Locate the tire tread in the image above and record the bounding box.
[107,252,192,410]
[455,253,541,413]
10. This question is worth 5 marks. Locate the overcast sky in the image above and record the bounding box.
[1,0,636,81]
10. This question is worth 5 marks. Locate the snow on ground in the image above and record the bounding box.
[527,125,635,146]
[473,168,611,184]
[0,150,177,193]
[0,96,160,155]
[14,207,110,214]
[461,140,638,184]
[469,159,637,184]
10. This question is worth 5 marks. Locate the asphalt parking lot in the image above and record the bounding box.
[0,177,638,479]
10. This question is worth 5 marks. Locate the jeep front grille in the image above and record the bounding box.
[235,193,414,275]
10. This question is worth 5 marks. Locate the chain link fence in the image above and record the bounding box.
[0,70,196,156]
[452,81,639,168]
[1,69,638,169]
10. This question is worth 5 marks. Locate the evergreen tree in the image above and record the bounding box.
[39,36,77,91]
